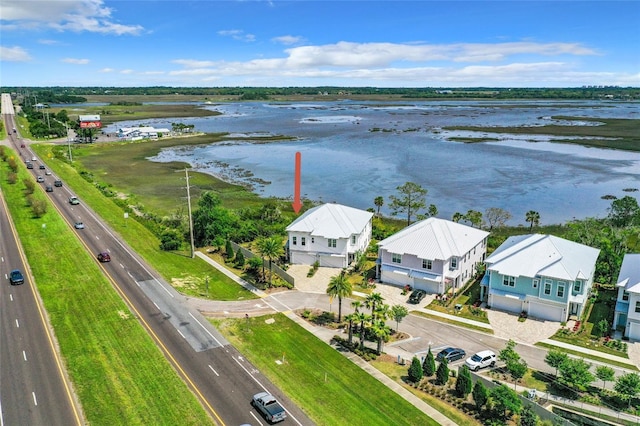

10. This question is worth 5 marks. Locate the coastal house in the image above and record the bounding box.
[614,254,640,340]
[286,203,373,268]
[484,234,600,322]
[117,126,170,140]
[376,217,489,294]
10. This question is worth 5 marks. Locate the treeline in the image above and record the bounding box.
[3,86,638,100]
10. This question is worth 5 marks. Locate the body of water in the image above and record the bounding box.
[104,100,640,225]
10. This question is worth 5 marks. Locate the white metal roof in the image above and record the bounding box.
[78,114,100,121]
[485,234,600,281]
[377,217,489,260]
[617,254,640,293]
[286,203,373,239]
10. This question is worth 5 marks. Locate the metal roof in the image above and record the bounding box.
[485,234,600,281]
[377,217,489,260]
[286,203,373,238]
[617,253,640,293]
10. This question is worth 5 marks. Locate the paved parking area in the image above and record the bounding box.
[487,309,560,345]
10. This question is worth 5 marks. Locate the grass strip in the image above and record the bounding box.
[214,313,440,426]
[535,342,638,371]
[0,152,212,425]
[413,311,494,334]
[32,142,256,301]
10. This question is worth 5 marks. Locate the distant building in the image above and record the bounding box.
[117,126,170,140]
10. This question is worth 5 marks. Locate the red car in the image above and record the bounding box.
[97,252,111,262]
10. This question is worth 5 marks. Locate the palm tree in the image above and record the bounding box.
[355,312,371,351]
[374,196,384,216]
[344,313,357,345]
[365,292,384,319]
[351,300,362,314]
[257,236,284,287]
[326,272,353,322]
[375,303,391,322]
[452,212,463,223]
[525,210,540,231]
[371,319,391,354]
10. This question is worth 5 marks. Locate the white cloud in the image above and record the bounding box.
[0,0,143,35]
[217,29,255,42]
[62,58,90,64]
[38,39,59,45]
[0,45,32,61]
[120,69,134,74]
[99,68,115,73]
[172,59,218,68]
[272,35,304,45]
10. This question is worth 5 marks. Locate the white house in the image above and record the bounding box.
[286,203,373,268]
[117,126,171,140]
[377,217,489,294]
[484,234,600,322]
[614,254,640,340]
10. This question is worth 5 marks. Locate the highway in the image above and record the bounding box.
[1,93,312,425]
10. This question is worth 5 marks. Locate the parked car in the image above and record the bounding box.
[45,185,53,192]
[74,222,85,229]
[408,289,427,304]
[9,269,25,285]
[436,347,466,363]
[465,350,496,371]
[69,196,80,205]
[54,180,63,187]
[36,176,44,182]
[97,252,111,262]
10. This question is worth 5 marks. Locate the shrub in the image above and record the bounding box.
[408,356,423,383]
[235,249,245,267]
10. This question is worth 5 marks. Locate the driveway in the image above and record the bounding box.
[487,309,561,345]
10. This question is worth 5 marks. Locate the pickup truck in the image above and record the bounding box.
[251,392,287,423]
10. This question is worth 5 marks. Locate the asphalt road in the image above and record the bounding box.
[1,94,313,425]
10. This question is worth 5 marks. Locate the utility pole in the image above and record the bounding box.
[185,168,195,259]
[66,123,73,162]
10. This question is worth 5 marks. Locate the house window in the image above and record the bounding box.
[392,253,402,264]
[422,259,432,270]
[301,237,306,246]
[351,235,356,244]
[311,237,314,244]
[502,275,515,287]
[636,301,640,313]
[623,291,629,301]
[532,279,539,289]
[451,258,458,268]
[544,282,552,295]
[328,239,337,248]
[557,283,565,298]
[292,236,297,246]
[573,280,582,293]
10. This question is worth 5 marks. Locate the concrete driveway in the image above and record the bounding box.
[487,309,561,345]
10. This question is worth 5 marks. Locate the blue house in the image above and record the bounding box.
[483,234,600,322]
[614,254,640,341]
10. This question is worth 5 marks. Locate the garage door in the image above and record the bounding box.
[528,302,564,322]
[491,295,522,314]
[381,270,412,287]
[319,255,345,268]
[413,278,439,294]
[628,321,640,341]
[291,252,316,265]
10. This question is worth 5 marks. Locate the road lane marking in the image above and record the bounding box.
[249,411,263,425]
[188,312,224,346]
[9,294,13,301]
[15,319,19,328]
[32,392,37,406]
[208,365,219,376]
[177,329,186,339]
[23,351,27,361]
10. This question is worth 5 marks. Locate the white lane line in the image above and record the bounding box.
[23,351,27,361]
[9,294,13,302]
[208,365,219,377]
[249,411,263,425]
[188,312,223,346]
[177,329,186,339]
[32,392,37,406]
[15,319,19,328]
[153,302,160,311]
[156,279,174,298]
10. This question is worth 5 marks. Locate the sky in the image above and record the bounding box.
[0,1,638,88]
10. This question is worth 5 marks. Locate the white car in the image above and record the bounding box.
[465,350,496,371]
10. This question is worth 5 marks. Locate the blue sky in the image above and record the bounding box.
[1,1,638,87]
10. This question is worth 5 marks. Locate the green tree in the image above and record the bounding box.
[472,380,489,410]
[193,192,238,247]
[465,209,483,228]
[159,229,183,251]
[389,181,427,226]
[225,240,234,259]
[408,356,423,383]
[371,319,391,354]
[614,372,640,408]
[608,195,640,227]
[557,358,594,394]
[390,304,408,332]
[455,365,473,398]
[595,365,615,391]
[235,248,245,267]
[436,357,449,385]
[422,348,436,377]
[490,384,522,420]
[507,359,528,390]
[374,196,384,216]
[257,236,284,287]
[519,404,538,426]
[595,319,610,338]
[326,272,353,322]
[365,292,384,319]
[452,212,463,223]
[499,339,520,365]
[427,204,438,217]
[544,349,568,378]
[344,313,356,345]
[525,210,540,231]
[485,207,512,231]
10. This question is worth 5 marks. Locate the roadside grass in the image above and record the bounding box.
[31,143,256,301]
[0,154,212,425]
[371,359,481,426]
[412,311,494,334]
[213,313,440,426]
[535,343,638,371]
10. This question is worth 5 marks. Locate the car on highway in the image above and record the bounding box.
[26,162,33,169]
[436,347,466,363]
[54,180,63,187]
[31,156,36,161]
[408,289,427,304]
[46,185,53,192]
[9,269,25,285]
[45,170,52,175]
[39,164,45,170]
[74,222,85,229]
[97,252,111,262]
[465,350,496,371]
[36,176,44,183]
[69,196,80,205]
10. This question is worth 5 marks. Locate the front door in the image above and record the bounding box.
[570,302,579,316]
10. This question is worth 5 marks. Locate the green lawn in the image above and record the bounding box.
[0,150,213,425]
[214,314,441,426]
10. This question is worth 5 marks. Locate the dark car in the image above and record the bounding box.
[39,164,45,170]
[45,185,53,192]
[408,289,427,304]
[54,180,63,187]
[26,162,33,169]
[9,269,25,285]
[97,252,111,262]
[436,347,466,363]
